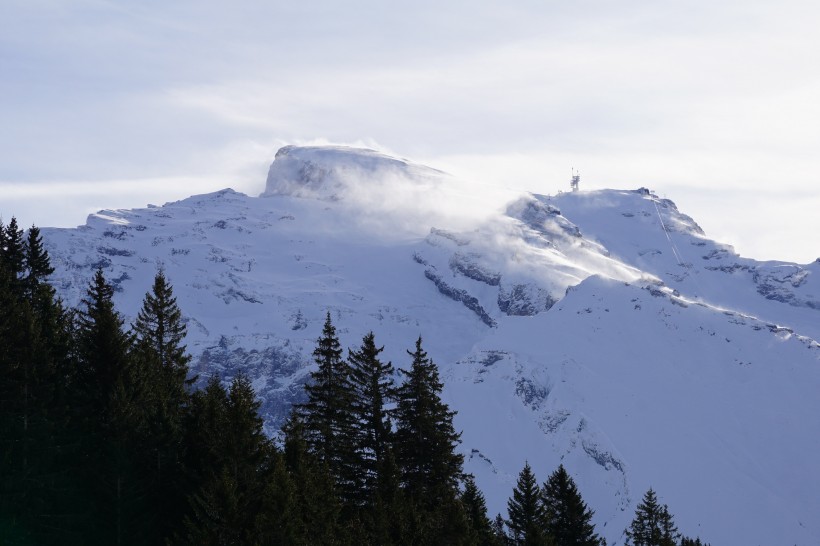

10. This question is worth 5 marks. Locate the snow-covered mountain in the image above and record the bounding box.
[42,146,820,545]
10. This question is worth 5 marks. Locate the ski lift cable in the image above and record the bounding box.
[652,198,684,266]
[652,196,707,300]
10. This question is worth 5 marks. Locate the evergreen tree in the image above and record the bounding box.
[132,270,193,543]
[75,269,140,431]
[0,218,6,263]
[625,489,678,546]
[462,475,500,546]
[657,506,677,546]
[132,271,192,469]
[132,269,191,389]
[181,376,230,481]
[75,269,151,545]
[679,537,709,546]
[541,465,602,546]
[298,312,358,501]
[2,217,25,282]
[0,222,80,545]
[180,374,281,545]
[393,336,467,543]
[22,225,55,301]
[394,336,463,499]
[493,514,511,546]
[0,263,39,542]
[281,411,344,544]
[371,447,407,545]
[506,462,550,546]
[347,332,395,505]
[21,225,69,371]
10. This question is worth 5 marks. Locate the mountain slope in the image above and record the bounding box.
[42,146,820,545]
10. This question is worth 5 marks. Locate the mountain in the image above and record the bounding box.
[42,145,820,545]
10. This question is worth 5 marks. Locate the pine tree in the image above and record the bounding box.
[76,269,139,430]
[23,225,55,301]
[180,374,280,545]
[2,217,25,282]
[347,331,395,506]
[75,269,151,545]
[298,312,358,501]
[281,411,344,544]
[394,336,463,500]
[462,475,500,546]
[21,225,69,370]
[0,222,81,544]
[132,270,191,387]
[493,514,512,546]
[393,336,467,543]
[0,263,39,542]
[131,270,193,543]
[625,489,678,546]
[657,505,677,546]
[506,462,550,546]
[541,465,602,546]
[132,270,193,465]
[0,218,7,264]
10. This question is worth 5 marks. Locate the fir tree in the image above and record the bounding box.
[75,269,139,431]
[23,225,55,301]
[506,462,550,546]
[625,489,678,546]
[281,411,344,544]
[299,312,358,501]
[394,336,463,500]
[0,218,6,264]
[347,331,395,505]
[132,270,193,457]
[181,374,279,545]
[132,270,191,386]
[541,465,602,546]
[2,217,25,282]
[0,223,80,544]
[75,269,152,545]
[132,270,193,543]
[462,475,500,546]
[493,514,511,546]
[182,376,230,479]
[0,264,40,542]
[393,336,466,543]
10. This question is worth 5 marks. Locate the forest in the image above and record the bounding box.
[0,217,707,545]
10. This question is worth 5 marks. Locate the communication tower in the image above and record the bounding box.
[570,168,580,192]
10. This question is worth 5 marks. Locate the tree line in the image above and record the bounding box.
[0,218,709,545]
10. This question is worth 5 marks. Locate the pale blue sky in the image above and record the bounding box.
[2,0,818,262]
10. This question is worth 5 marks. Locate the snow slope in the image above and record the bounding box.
[41,146,820,545]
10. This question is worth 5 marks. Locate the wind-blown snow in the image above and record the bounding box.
[41,146,820,545]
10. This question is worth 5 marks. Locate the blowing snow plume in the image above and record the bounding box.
[261,144,518,237]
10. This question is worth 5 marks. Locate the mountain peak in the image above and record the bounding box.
[261,145,447,201]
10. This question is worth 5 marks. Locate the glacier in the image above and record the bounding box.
[41,145,820,545]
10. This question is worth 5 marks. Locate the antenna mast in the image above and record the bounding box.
[570,168,580,192]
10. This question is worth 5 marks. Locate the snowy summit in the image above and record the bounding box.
[262,144,447,201]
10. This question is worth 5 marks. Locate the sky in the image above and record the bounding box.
[2,0,818,263]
